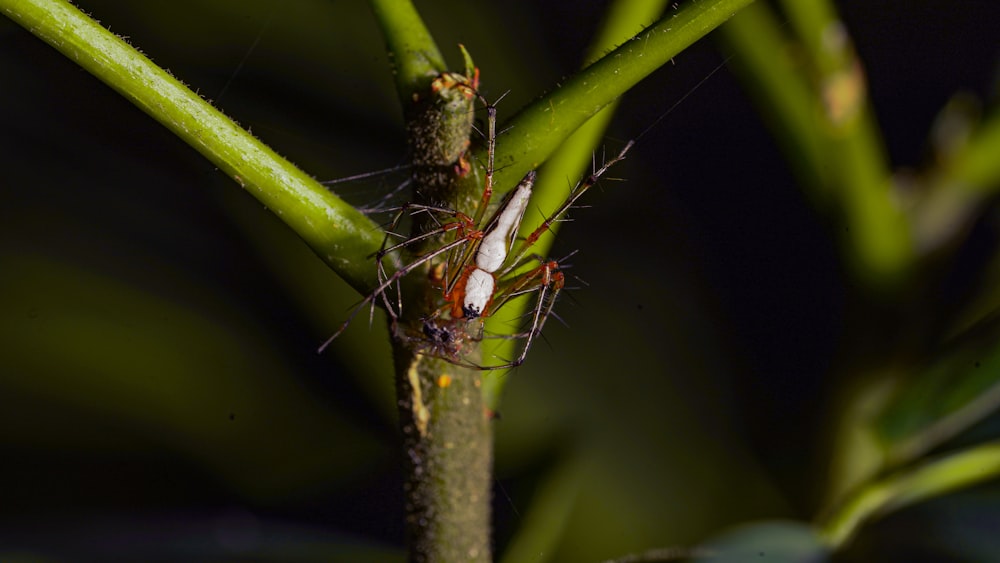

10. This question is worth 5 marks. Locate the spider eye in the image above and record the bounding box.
[422,321,452,343]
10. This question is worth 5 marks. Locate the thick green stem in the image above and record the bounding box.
[393,350,492,562]
[371,4,492,559]
[392,79,494,560]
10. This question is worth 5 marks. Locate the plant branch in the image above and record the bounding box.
[725,0,911,285]
[480,0,754,407]
[818,440,1000,548]
[369,2,492,560]
[3,0,383,294]
[913,110,1000,250]
[719,4,828,195]
[943,111,1000,194]
[483,0,671,407]
[473,0,756,201]
[368,0,447,103]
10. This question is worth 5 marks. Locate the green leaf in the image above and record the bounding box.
[876,313,1000,465]
[819,441,1000,548]
[695,521,829,563]
[499,454,586,563]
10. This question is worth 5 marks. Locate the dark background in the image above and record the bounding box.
[1,1,998,560]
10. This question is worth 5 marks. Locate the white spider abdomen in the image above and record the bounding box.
[462,268,495,318]
[476,172,534,273]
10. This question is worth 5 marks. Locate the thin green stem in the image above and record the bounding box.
[470,0,757,200]
[945,112,1000,193]
[483,0,670,407]
[787,0,911,282]
[522,0,672,263]
[479,0,755,407]
[368,0,447,103]
[819,440,1000,548]
[721,4,828,194]
[3,0,383,294]
[727,0,912,284]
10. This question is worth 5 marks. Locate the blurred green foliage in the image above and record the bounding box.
[2,0,1000,561]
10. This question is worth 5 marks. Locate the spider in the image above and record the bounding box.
[319,87,633,370]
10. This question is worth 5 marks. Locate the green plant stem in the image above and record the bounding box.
[786,0,910,284]
[480,0,755,408]
[392,351,492,563]
[725,1,911,284]
[368,0,446,102]
[944,112,1000,193]
[484,0,669,407]
[913,111,1000,250]
[720,4,827,194]
[472,0,757,201]
[818,440,1000,548]
[2,0,383,294]
[512,0,670,270]
[370,3,493,560]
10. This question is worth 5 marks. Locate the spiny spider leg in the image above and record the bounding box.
[488,253,565,312]
[375,204,475,260]
[456,260,564,371]
[423,140,633,370]
[467,103,498,229]
[500,140,634,279]
[503,268,563,368]
[319,93,499,354]
[368,202,479,318]
[317,234,473,354]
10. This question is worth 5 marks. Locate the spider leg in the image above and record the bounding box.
[469,103,497,228]
[505,270,563,368]
[471,259,564,370]
[317,234,474,353]
[501,141,634,278]
[373,203,479,317]
[376,204,474,260]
